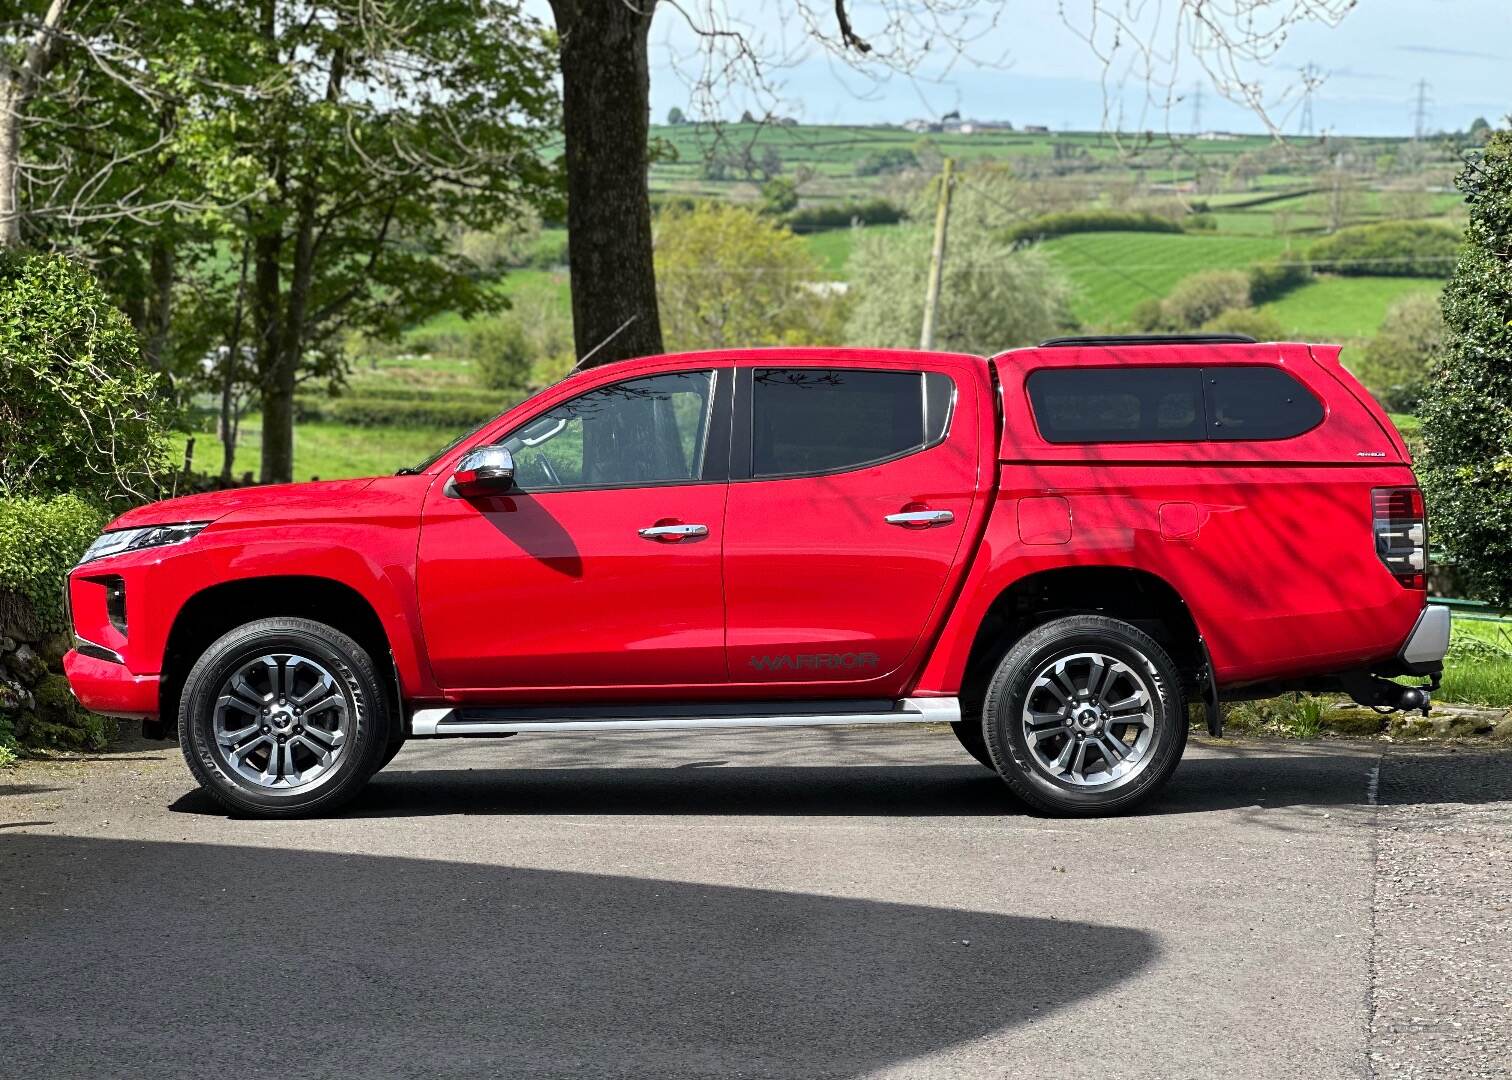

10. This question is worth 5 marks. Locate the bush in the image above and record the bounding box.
[0,251,168,502]
[1159,269,1252,330]
[1202,308,1286,341]
[847,225,1075,355]
[0,494,108,635]
[1419,130,1512,606]
[759,177,799,216]
[1354,292,1444,412]
[1308,221,1461,278]
[783,198,905,232]
[854,147,918,177]
[655,203,842,350]
[1128,297,1167,332]
[467,319,533,393]
[1246,259,1312,303]
[1003,210,1183,245]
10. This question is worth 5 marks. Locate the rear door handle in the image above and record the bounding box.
[885,510,954,527]
[638,523,709,541]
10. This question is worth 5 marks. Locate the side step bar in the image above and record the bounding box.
[410,697,960,737]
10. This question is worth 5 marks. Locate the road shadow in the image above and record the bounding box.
[0,834,1154,1079]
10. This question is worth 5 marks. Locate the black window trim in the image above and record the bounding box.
[1025,363,1324,446]
[490,366,731,494]
[733,364,958,483]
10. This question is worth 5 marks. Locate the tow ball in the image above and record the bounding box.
[1341,672,1437,717]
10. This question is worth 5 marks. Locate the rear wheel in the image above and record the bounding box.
[982,615,1187,816]
[179,617,391,817]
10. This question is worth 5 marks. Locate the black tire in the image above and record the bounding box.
[372,736,407,775]
[982,614,1187,816]
[179,617,392,817]
[949,719,996,771]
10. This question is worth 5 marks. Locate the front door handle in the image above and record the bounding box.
[885,509,954,527]
[638,523,709,542]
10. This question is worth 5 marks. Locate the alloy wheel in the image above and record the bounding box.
[212,653,351,791]
[1020,651,1158,789]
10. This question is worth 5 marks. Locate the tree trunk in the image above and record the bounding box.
[144,235,174,371]
[252,229,290,484]
[220,241,251,483]
[0,85,22,248]
[549,0,664,367]
[0,0,73,248]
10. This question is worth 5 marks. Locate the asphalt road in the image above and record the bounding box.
[2,728,1509,1080]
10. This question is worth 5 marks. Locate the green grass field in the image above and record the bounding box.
[1037,231,1296,326]
[1260,276,1442,341]
[168,421,451,483]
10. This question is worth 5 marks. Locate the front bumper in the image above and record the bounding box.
[1397,605,1451,675]
[62,649,160,719]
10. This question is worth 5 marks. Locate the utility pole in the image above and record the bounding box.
[919,156,955,351]
[1190,81,1204,135]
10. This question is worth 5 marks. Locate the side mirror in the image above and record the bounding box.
[451,446,515,498]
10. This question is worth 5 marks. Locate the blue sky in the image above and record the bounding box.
[622,0,1510,135]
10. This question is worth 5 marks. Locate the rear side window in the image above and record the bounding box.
[1027,368,1204,443]
[1203,366,1324,440]
[751,368,954,478]
[1028,366,1321,444]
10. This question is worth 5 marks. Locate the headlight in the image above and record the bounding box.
[78,522,209,566]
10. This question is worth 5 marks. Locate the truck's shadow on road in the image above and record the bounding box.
[1,833,1155,1078]
[165,745,1512,821]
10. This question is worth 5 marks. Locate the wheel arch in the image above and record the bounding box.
[954,565,1205,718]
[159,576,400,739]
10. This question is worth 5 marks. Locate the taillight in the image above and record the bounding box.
[1372,487,1426,589]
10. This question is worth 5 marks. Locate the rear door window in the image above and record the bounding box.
[750,368,954,478]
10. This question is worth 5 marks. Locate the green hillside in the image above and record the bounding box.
[1037,232,1296,326]
[1260,276,1443,340]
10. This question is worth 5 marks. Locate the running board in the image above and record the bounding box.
[409,697,960,737]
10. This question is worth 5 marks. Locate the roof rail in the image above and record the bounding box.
[1037,333,1258,348]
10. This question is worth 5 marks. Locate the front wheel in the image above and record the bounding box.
[982,615,1187,816]
[179,617,392,817]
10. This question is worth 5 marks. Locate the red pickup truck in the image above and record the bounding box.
[63,334,1448,817]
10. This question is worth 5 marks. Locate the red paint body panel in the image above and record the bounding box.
[63,649,159,718]
[63,344,1428,721]
[722,352,990,697]
[416,482,728,694]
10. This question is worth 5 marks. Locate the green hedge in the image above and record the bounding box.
[329,383,503,405]
[1246,259,1312,303]
[0,494,108,635]
[1308,221,1461,278]
[784,199,905,232]
[293,395,511,428]
[1005,210,1184,244]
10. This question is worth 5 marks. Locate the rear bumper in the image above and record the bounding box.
[1397,605,1451,675]
[62,649,160,720]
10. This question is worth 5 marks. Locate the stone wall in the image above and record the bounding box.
[0,590,114,753]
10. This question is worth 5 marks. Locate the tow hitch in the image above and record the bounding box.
[1341,672,1437,716]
